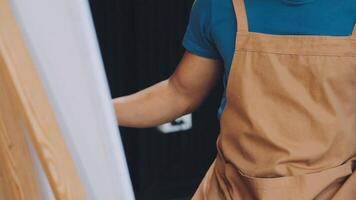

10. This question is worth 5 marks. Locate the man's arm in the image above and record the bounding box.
[113,51,222,128]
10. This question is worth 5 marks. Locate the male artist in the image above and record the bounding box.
[114,0,356,199]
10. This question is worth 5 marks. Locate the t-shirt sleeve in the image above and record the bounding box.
[183,0,220,59]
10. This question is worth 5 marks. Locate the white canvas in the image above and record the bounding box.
[9,0,135,199]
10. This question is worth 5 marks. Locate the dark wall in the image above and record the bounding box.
[89,1,223,199]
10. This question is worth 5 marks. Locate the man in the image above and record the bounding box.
[114,0,356,199]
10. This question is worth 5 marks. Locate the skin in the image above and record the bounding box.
[113,51,222,128]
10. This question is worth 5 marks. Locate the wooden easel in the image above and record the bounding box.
[0,0,87,199]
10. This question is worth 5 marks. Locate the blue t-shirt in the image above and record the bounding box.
[183,0,356,118]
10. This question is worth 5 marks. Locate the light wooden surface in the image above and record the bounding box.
[0,0,87,199]
[0,60,41,200]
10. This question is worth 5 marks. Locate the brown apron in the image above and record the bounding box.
[192,0,356,199]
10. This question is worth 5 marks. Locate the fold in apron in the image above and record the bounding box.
[193,0,356,199]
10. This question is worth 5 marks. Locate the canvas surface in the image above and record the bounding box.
[9,0,134,199]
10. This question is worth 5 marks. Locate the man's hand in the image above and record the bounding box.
[113,51,222,128]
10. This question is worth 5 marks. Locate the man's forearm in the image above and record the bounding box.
[113,79,194,128]
[113,51,221,128]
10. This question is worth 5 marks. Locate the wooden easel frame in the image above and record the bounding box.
[0,0,87,199]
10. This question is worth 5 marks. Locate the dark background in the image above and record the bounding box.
[89,1,223,199]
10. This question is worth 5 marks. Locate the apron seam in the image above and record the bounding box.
[234,49,356,57]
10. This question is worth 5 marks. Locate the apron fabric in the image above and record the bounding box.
[192,0,356,199]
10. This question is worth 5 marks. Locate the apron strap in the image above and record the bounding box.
[351,23,356,40]
[233,0,249,33]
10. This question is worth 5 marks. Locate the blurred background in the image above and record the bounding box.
[89,1,223,199]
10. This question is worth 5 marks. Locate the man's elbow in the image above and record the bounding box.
[167,78,204,116]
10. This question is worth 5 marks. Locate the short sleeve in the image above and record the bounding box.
[183,0,220,59]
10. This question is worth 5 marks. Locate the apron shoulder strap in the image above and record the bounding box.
[351,23,356,40]
[232,0,249,33]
